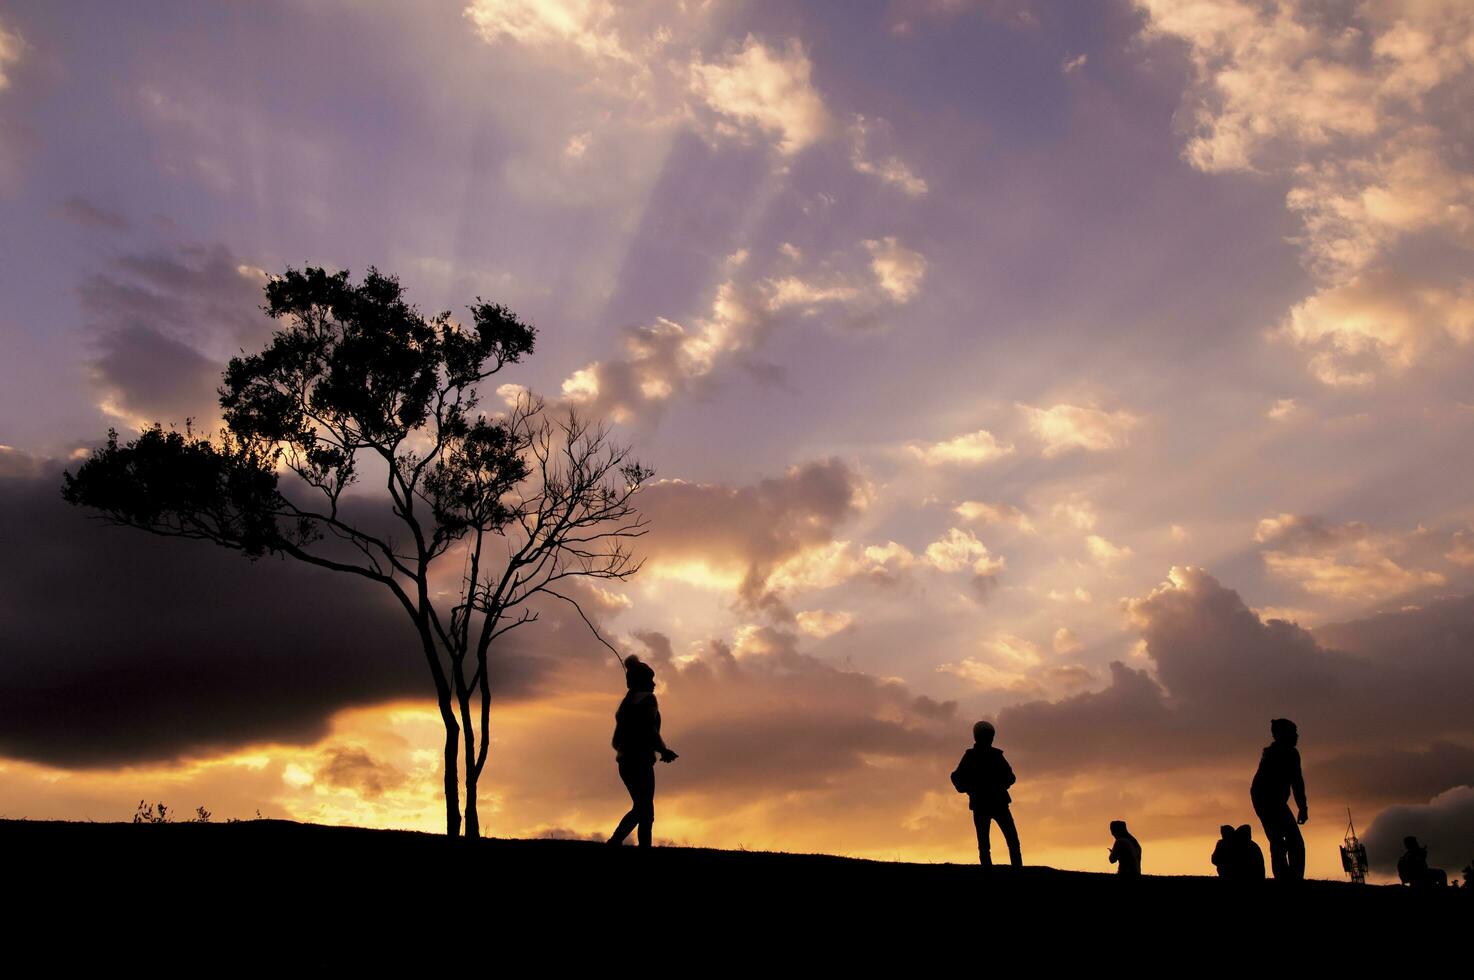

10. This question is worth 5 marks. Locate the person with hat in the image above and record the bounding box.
[950,720,1023,868]
[607,655,678,847]
[1250,718,1308,880]
[1108,819,1143,877]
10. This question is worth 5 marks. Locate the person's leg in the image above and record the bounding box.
[972,809,993,866]
[1284,814,1305,880]
[1256,806,1287,879]
[609,761,641,845]
[634,763,656,848]
[994,806,1023,867]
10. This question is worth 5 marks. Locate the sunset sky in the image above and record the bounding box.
[3,0,1474,881]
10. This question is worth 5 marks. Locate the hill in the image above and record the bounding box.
[4,818,1464,959]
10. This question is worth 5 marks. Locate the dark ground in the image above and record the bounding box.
[4,819,1465,962]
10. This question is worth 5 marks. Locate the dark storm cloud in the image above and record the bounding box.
[79,242,270,425]
[1315,743,1474,807]
[0,445,53,479]
[0,465,568,768]
[94,324,219,426]
[1363,786,1474,877]
[58,195,130,233]
[997,568,1474,784]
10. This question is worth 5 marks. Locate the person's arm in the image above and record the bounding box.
[650,701,677,762]
[1291,747,1308,821]
[1002,755,1016,789]
[949,751,970,792]
[1109,843,1120,864]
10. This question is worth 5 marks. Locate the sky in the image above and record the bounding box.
[2,0,1474,881]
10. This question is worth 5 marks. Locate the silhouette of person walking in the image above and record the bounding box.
[950,720,1022,869]
[1398,836,1448,888]
[1250,718,1308,880]
[607,655,677,848]
[1108,820,1142,877]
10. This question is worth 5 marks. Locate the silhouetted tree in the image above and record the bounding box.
[64,267,652,837]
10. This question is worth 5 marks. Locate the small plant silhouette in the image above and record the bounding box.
[133,800,170,824]
[193,806,212,823]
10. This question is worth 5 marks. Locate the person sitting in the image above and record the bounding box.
[1237,824,1266,880]
[1108,820,1142,877]
[1398,836,1448,888]
[1211,825,1237,878]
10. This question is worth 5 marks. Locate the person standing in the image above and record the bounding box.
[1108,820,1142,877]
[1250,718,1308,880]
[607,656,678,848]
[950,720,1023,869]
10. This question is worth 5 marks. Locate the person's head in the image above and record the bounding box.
[1236,824,1253,842]
[1270,717,1298,746]
[1220,824,1235,840]
[1110,820,1128,838]
[623,655,656,693]
[973,720,996,745]
[1404,836,1420,851]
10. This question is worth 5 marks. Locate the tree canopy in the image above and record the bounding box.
[65,266,652,836]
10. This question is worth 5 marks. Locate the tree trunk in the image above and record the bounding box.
[464,776,480,839]
[441,704,461,837]
[417,626,463,838]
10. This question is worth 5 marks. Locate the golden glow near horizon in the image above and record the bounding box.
[0,698,1380,881]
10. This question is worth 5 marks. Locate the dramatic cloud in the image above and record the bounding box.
[644,627,958,795]
[1086,534,1131,565]
[1019,402,1138,456]
[1136,0,1474,384]
[940,633,1046,694]
[1447,530,1474,567]
[795,609,853,638]
[954,500,1035,533]
[1255,513,1446,602]
[558,277,766,423]
[463,0,633,63]
[849,116,928,196]
[78,243,270,428]
[864,237,928,303]
[1363,786,1474,878]
[1266,398,1297,421]
[999,567,1474,783]
[910,429,1014,466]
[0,16,22,90]
[635,458,866,612]
[560,239,927,423]
[0,465,577,767]
[315,745,406,799]
[58,196,130,233]
[1052,499,1097,531]
[689,36,831,155]
[923,527,1003,575]
[1053,627,1083,655]
[1315,742,1474,808]
[1280,271,1474,386]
